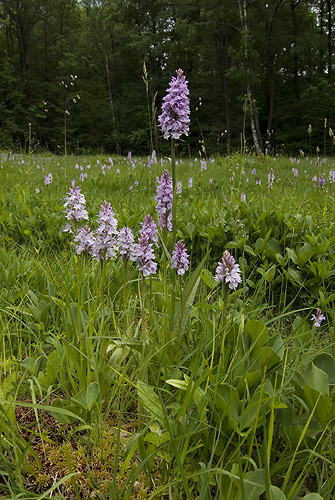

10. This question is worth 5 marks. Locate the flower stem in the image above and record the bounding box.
[171,138,176,317]
[138,275,147,429]
[171,138,176,248]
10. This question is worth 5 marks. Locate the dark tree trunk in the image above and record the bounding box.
[327,0,333,76]
[238,0,263,153]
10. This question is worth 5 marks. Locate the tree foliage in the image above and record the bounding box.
[0,0,334,155]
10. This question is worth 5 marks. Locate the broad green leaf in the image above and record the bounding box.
[304,363,329,394]
[136,381,165,424]
[302,388,332,425]
[86,381,99,411]
[144,431,170,447]
[268,238,282,254]
[236,371,261,397]
[185,222,196,239]
[270,334,284,360]
[286,267,304,286]
[291,317,311,345]
[313,353,335,385]
[254,346,281,370]
[237,468,266,500]
[306,215,314,232]
[166,379,189,390]
[244,319,268,351]
[166,378,205,406]
[317,262,328,279]
[243,244,256,256]
[286,248,299,265]
[297,243,314,266]
[276,253,286,267]
[49,399,84,424]
[270,486,286,500]
[209,384,239,421]
[301,495,324,500]
[38,350,60,388]
[257,265,276,282]
[239,379,274,430]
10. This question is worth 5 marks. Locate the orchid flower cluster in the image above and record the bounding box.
[311,308,325,328]
[156,169,173,231]
[63,179,191,278]
[214,250,242,290]
[64,182,244,293]
[158,68,190,140]
[64,179,89,233]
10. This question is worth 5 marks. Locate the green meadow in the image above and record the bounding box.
[1,151,335,499]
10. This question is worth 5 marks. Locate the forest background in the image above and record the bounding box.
[0,0,334,157]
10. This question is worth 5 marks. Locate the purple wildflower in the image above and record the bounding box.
[74,225,95,255]
[91,201,118,261]
[134,234,157,277]
[140,215,158,247]
[156,169,173,231]
[147,157,153,169]
[188,177,193,188]
[241,192,246,202]
[201,159,207,171]
[151,150,157,164]
[256,178,261,185]
[64,179,89,233]
[318,177,326,186]
[329,169,335,183]
[252,168,256,175]
[311,308,325,327]
[176,181,182,195]
[292,168,298,177]
[268,169,275,188]
[214,250,242,290]
[158,68,190,140]
[117,227,135,262]
[171,240,189,276]
[44,173,53,185]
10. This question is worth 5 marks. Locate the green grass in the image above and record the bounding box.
[0,151,335,499]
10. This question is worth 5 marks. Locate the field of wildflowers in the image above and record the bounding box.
[1,148,335,499]
[1,70,335,499]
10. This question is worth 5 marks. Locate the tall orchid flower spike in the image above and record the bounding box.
[158,68,190,140]
[215,250,242,290]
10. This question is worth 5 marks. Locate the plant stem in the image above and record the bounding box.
[171,138,176,248]
[138,275,147,429]
[171,138,176,317]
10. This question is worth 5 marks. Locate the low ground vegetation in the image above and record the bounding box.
[0,151,334,499]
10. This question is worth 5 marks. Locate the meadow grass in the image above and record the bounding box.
[0,151,335,499]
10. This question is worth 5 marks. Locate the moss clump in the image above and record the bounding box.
[22,413,165,499]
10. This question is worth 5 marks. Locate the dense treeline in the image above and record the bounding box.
[0,0,335,156]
